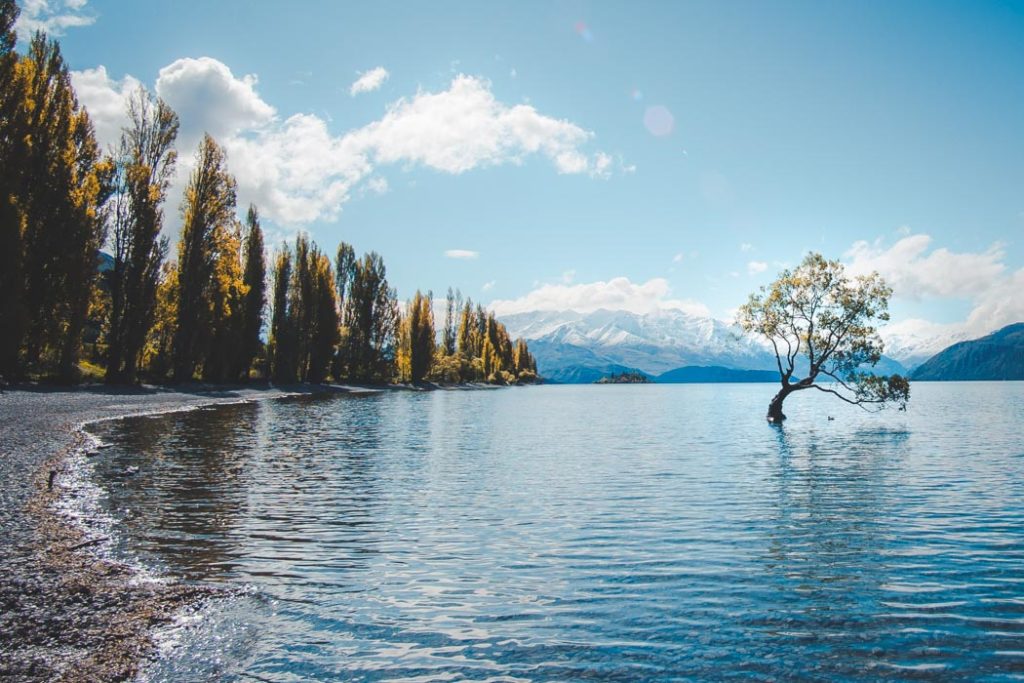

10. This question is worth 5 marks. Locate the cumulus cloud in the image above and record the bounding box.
[69,66,140,149]
[74,63,614,227]
[155,57,276,143]
[489,277,711,317]
[445,249,479,260]
[845,232,1024,348]
[15,0,94,37]
[747,261,767,276]
[350,67,389,96]
[846,233,1005,300]
[346,75,608,177]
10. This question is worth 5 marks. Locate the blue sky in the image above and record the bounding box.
[17,0,1024,343]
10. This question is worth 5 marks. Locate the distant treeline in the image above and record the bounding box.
[0,3,536,386]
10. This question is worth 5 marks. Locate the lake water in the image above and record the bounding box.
[86,383,1024,681]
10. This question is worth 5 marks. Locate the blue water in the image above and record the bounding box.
[88,383,1024,681]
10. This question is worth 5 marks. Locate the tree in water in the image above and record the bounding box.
[172,134,237,381]
[104,86,178,384]
[737,252,910,423]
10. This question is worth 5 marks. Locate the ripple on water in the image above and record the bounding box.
[84,383,1024,681]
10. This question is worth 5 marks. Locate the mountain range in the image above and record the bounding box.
[911,323,1024,381]
[500,308,917,384]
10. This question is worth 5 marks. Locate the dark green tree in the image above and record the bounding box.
[239,204,266,379]
[268,246,295,382]
[0,0,22,377]
[104,87,178,383]
[339,252,398,382]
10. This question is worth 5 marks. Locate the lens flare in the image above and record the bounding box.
[575,21,594,43]
[643,105,674,136]
[630,88,643,102]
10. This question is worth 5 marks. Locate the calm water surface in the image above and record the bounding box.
[87,383,1024,681]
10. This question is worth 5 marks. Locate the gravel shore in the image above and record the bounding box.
[0,384,343,682]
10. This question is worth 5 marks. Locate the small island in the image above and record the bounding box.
[595,371,651,384]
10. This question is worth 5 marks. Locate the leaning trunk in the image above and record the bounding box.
[767,385,792,423]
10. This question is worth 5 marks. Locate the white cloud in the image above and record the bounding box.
[845,233,1005,300]
[69,66,140,149]
[15,0,94,38]
[747,260,767,276]
[349,67,389,96]
[482,280,496,292]
[445,249,478,260]
[74,63,616,227]
[672,253,684,263]
[155,57,276,143]
[844,232,1024,350]
[740,242,753,252]
[561,269,576,284]
[489,277,711,317]
[347,74,609,177]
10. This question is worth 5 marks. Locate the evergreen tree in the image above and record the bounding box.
[172,134,237,381]
[239,205,266,379]
[104,87,178,383]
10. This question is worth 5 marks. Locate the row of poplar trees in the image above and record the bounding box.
[0,1,537,386]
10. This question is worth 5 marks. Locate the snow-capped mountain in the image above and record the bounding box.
[500,308,937,383]
[880,324,971,370]
[500,308,778,381]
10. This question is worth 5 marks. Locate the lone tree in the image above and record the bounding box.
[737,253,910,423]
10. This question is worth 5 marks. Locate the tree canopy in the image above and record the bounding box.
[737,252,910,422]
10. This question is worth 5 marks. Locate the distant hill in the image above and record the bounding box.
[911,323,1024,381]
[656,366,780,384]
[506,310,909,384]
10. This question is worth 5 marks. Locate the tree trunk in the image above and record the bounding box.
[767,385,792,423]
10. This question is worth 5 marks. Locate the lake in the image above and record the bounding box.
[85,383,1024,681]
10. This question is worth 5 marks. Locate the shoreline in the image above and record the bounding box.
[0,382,429,682]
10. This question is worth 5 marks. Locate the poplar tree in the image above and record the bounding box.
[104,87,178,383]
[442,287,459,357]
[307,247,339,383]
[339,252,398,382]
[172,134,237,381]
[405,290,435,383]
[202,217,246,382]
[0,0,22,377]
[239,205,266,379]
[269,247,295,382]
[16,33,111,380]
